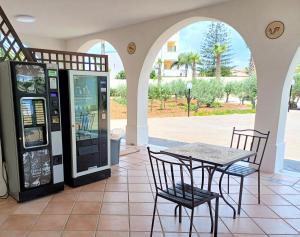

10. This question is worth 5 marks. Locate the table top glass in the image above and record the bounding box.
[162,142,256,166]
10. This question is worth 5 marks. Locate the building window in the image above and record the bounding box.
[167,41,176,52]
[164,60,175,69]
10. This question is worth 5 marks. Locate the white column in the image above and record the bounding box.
[254,49,294,173]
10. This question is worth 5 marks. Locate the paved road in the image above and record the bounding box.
[111,111,300,161]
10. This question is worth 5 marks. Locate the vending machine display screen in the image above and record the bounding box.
[21,98,48,148]
[15,64,46,94]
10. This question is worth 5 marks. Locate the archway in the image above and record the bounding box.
[80,39,128,138]
[280,46,300,172]
[138,18,257,148]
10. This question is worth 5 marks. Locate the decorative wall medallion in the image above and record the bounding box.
[265,21,285,39]
[127,42,136,54]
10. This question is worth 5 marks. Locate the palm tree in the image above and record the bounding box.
[156,58,163,86]
[213,43,227,80]
[171,53,190,77]
[188,52,201,79]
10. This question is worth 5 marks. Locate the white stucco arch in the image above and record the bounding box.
[65,0,300,173]
[136,16,256,145]
[276,46,300,168]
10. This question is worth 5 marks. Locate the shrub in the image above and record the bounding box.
[113,85,127,105]
[167,79,187,101]
[115,70,126,79]
[150,70,157,80]
[224,81,235,103]
[291,73,300,106]
[191,78,224,108]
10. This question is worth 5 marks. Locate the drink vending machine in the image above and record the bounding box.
[59,70,111,187]
[0,61,64,202]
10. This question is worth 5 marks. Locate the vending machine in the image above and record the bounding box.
[59,70,110,187]
[0,61,64,202]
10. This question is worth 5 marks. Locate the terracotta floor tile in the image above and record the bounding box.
[130,202,155,215]
[127,170,147,176]
[51,192,78,203]
[98,215,129,231]
[100,203,128,215]
[0,215,8,226]
[160,216,193,233]
[131,232,164,237]
[129,192,154,202]
[27,230,62,237]
[128,176,149,184]
[130,215,161,232]
[81,182,106,192]
[164,233,198,237]
[0,230,28,237]
[260,194,292,205]
[105,183,128,192]
[0,214,38,230]
[158,203,188,216]
[96,231,129,237]
[77,192,103,202]
[13,201,48,215]
[242,204,278,218]
[103,192,128,202]
[269,205,300,218]
[33,214,68,230]
[193,216,230,233]
[222,217,264,234]
[253,218,298,235]
[268,186,300,195]
[62,230,96,237]
[285,218,300,232]
[129,184,152,192]
[106,176,128,184]
[65,215,98,231]
[43,201,74,214]
[72,202,101,214]
[218,204,247,218]
[229,194,258,205]
[281,194,300,205]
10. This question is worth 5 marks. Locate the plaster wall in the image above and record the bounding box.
[66,0,300,173]
[20,33,67,50]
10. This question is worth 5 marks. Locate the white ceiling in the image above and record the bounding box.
[1,0,230,39]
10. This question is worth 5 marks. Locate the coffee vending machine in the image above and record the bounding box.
[59,70,110,187]
[0,61,64,202]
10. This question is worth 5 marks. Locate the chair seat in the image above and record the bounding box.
[158,183,219,208]
[216,163,257,177]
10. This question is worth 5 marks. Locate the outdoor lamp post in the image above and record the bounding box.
[186,82,192,117]
[289,79,295,112]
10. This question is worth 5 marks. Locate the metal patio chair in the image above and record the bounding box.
[216,127,270,215]
[147,147,220,237]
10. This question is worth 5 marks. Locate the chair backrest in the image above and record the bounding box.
[147,147,211,205]
[230,127,270,168]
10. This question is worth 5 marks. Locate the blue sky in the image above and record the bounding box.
[179,21,251,69]
[89,21,251,69]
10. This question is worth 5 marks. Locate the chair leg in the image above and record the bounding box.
[214,196,219,237]
[150,194,158,236]
[189,208,194,237]
[258,170,261,204]
[238,177,244,215]
[227,174,230,194]
[174,204,179,217]
[208,201,214,233]
[179,205,182,223]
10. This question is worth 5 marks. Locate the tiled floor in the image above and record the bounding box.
[1,147,300,237]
